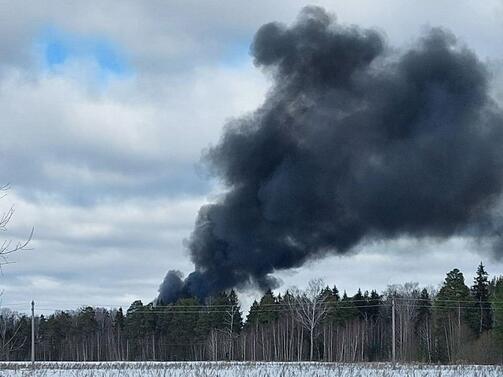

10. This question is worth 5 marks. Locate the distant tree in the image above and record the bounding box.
[368,290,382,320]
[415,288,433,362]
[334,291,358,324]
[288,279,329,361]
[74,307,97,361]
[13,315,30,360]
[226,290,243,334]
[245,300,260,328]
[332,286,340,301]
[257,289,278,325]
[0,309,23,360]
[112,308,125,360]
[322,286,339,323]
[353,289,367,319]
[385,282,422,362]
[125,300,145,359]
[170,297,200,360]
[471,262,492,335]
[434,269,474,362]
[222,290,242,359]
[203,290,242,360]
[492,276,503,352]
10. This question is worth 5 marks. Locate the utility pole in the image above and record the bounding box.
[31,300,35,366]
[392,298,396,364]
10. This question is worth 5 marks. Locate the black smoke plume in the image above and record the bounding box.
[158,7,503,303]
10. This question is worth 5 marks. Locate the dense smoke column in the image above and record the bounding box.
[158,6,503,303]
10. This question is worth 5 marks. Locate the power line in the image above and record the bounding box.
[3,295,503,315]
[4,301,503,314]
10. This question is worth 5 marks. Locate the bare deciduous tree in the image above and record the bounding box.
[288,279,330,361]
[0,184,33,267]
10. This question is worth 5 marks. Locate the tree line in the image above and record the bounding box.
[0,263,502,363]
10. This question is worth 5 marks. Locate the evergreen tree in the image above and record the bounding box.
[436,269,473,312]
[416,289,432,327]
[245,300,260,329]
[227,290,243,333]
[257,289,278,324]
[368,290,382,320]
[125,301,145,340]
[323,286,339,324]
[434,268,474,362]
[113,308,125,360]
[114,308,125,334]
[471,262,492,335]
[415,288,433,362]
[77,307,97,339]
[125,300,146,359]
[332,286,340,301]
[36,315,47,360]
[164,297,202,360]
[206,292,230,331]
[492,276,503,350]
[353,289,368,319]
[333,291,358,325]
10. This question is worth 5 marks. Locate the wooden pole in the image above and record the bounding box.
[31,300,35,366]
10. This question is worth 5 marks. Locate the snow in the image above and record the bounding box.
[0,362,500,376]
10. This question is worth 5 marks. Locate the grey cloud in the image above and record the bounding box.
[0,195,202,310]
[0,63,264,204]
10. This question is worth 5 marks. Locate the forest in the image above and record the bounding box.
[0,263,502,364]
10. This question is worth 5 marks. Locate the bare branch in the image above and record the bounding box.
[0,185,34,265]
[287,279,330,361]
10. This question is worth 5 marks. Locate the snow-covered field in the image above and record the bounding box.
[0,362,501,377]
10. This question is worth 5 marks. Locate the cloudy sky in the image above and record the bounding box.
[1,0,503,314]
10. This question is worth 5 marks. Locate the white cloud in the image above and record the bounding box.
[0,57,267,201]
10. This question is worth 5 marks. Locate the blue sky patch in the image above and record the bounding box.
[37,26,131,78]
[221,38,252,67]
[45,38,68,66]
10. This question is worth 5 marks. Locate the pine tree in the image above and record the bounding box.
[471,262,492,335]
[368,290,382,320]
[415,288,432,362]
[435,269,473,316]
[125,300,145,359]
[245,300,260,328]
[257,289,278,324]
[323,286,340,324]
[353,289,368,319]
[333,291,358,325]
[416,289,432,326]
[332,286,340,301]
[492,276,503,351]
[169,297,200,360]
[434,268,474,362]
[227,289,243,333]
[113,308,125,360]
[207,292,230,331]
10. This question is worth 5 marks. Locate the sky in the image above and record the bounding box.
[1,0,503,314]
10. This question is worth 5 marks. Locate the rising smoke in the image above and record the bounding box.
[158,6,503,303]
